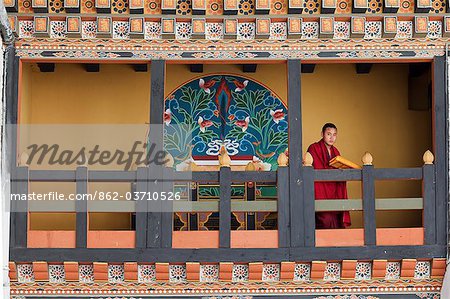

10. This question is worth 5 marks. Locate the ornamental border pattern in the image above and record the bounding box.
[14,37,447,60]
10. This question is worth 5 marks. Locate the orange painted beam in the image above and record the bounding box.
[172,231,219,248]
[155,263,169,281]
[376,228,424,246]
[28,231,76,248]
[93,262,108,282]
[400,259,417,278]
[372,259,387,279]
[311,261,327,280]
[431,258,446,278]
[32,261,48,281]
[341,260,357,280]
[124,262,138,281]
[248,262,263,281]
[280,262,295,281]
[87,231,135,248]
[9,262,17,282]
[219,262,233,282]
[64,262,79,281]
[231,230,278,248]
[316,229,364,247]
[186,262,200,281]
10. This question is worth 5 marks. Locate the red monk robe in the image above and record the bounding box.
[307,139,351,229]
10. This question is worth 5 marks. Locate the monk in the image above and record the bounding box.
[307,123,351,229]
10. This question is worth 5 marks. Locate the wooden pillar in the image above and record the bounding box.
[362,153,376,246]
[287,59,304,247]
[135,167,148,248]
[219,167,231,248]
[422,151,436,245]
[432,55,447,245]
[303,155,315,247]
[75,166,88,248]
[7,47,21,248]
[11,166,28,248]
[277,166,290,247]
[147,60,166,248]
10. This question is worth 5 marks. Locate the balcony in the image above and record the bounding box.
[9,148,445,263]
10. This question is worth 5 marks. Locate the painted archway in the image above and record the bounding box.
[163,74,288,170]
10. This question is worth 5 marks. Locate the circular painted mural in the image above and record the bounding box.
[163,74,288,170]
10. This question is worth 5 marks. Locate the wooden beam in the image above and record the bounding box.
[10,245,446,262]
[301,64,316,73]
[133,64,148,72]
[242,64,257,73]
[189,64,203,73]
[37,63,55,72]
[85,64,99,72]
[355,63,372,74]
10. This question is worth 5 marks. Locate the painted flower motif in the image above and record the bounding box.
[198,116,213,132]
[228,114,235,121]
[164,108,172,126]
[199,78,217,94]
[213,110,219,117]
[270,109,285,124]
[235,116,250,132]
[233,79,249,92]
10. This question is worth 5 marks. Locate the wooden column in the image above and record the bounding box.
[362,153,376,246]
[432,55,447,245]
[277,166,290,247]
[7,47,21,248]
[287,59,304,247]
[135,167,148,248]
[147,60,166,248]
[75,166,88,248]
[11,166,28,248]
[422,151,436,245]
[219,167,231,248]
[303,153,315,247]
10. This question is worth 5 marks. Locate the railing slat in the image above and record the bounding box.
[376,198,423,210]
[373,168,422,180]
[89,170,137,182]
[314,169,362,181]
[230,171,277,182]
[315,199,363,211]
[29,170,76,182]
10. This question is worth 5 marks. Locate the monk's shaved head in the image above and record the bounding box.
[322,123,337,134]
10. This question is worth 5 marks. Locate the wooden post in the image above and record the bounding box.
[277,165,290,247]
[75,166,88,248]
[147,60,166,248]
[287,59,304,247]
[432,55,447,245]
[362,152,376,246]
[135,167,148,248]
[12,166,29,248]
[303,152,315,247]
[219,166,231,248]
[161,167,173,248]
[422,150,436,245]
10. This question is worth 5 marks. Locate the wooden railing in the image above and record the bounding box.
[9,150,443,262]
